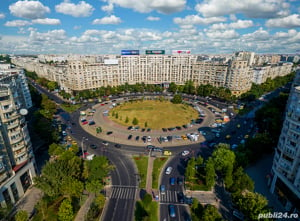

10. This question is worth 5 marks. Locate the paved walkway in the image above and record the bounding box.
[245,154,286,212]
[15,186,43,217]
[74,193,95,221]
[145,155,154,193]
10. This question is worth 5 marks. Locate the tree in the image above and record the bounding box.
[125,116,129,123]
[201,204,222,221]
[144,122,148,128]
[229,167,254,193]
[58,199,74,221]
[205,158,215,188]
[86,179,103,194]
[47,81,59,91]
[142,193,152,207]
[132,117,139,125]
[168,82,178,93]
[14,210,28,221]
[171,94,182,104]
[185,157,196,182]
[234,191,269,220]
[94,194,106,208]
[211,145,235,188]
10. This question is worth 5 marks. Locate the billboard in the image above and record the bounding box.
[172,50,191,55]
[121,50,140,55]
[104,59,119,65]
[145,50,165,55]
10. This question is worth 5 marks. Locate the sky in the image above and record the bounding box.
[0,0,300,55]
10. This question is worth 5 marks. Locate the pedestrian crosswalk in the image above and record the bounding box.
[160,190,181,203]
[109,186,137,200]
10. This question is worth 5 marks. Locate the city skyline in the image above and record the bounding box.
[0,0,300,55]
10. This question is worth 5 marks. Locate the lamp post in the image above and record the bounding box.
[81,137,88,159]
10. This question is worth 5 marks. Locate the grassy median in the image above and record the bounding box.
[152,157,168,189]
[133,156,148,188]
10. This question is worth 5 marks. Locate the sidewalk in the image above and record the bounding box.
[145,155,154,193]
[74,193,95,221]
[15,186,43,217]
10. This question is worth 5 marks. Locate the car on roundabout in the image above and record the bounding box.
[102,141,109,146]
[165,166,173,175]
[114,144,121,148]
[181,150,190,156]
[90,144,97,149]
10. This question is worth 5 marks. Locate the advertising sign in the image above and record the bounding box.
[145,50,165,55]
[172,50,191,55]
[121,50,140,55]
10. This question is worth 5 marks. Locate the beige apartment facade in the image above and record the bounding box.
[12,52,293,96]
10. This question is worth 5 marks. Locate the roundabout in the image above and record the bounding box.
[79,95,223,147]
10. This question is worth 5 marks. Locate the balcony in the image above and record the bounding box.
[7,122,19,130]
[14,149,27,159]
[10,136,23,145]
[12,142,26,151]
[0,173,8,183]
[15,154,28,165]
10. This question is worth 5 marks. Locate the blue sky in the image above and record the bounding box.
[0,0,300,55]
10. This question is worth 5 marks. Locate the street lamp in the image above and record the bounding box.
[81,137,88,159]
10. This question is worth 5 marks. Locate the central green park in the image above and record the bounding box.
[108,99,198,129]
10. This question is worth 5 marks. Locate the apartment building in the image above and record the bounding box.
[0,65,36,208]
[11,52,293,96]
[270,70,300,212]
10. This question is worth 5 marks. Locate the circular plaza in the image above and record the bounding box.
[79,96,220,147]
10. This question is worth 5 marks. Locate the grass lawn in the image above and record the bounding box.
[133,156,148,188]
[152,157,168,189]
[60,103,82,113]
[108,100,198,129]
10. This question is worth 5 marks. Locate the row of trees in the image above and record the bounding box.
[185,144,270,220]
[241,72,295,102]
[33,144,112,220]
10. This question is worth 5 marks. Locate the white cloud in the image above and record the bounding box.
[29,29,67,42]
[9,1,50,19]
[102,3,114,14]
[195,0,290,18]
[242,27,270,41]
[106,0,186,14]
[4,20,32,27]
[206,29,239,39]
[55,1,94,17]
[92,15,122,25]
[32,18,61,25]
[266,14,300,28]
[0,13,5,19]
[210,20,254,30]
[174,15,226,27]
[147,16,160,21]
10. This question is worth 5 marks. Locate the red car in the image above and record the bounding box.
[82,120,88,125]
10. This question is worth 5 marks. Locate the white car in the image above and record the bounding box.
[165,167,173,175]
[147,136,152,142]
[181,150,190,156]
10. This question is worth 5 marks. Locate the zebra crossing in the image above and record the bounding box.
[160,190,181,203]
[109,186,137,200]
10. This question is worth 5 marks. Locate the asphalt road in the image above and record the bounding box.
[29,79,264,221]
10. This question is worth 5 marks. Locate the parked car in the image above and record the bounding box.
[106,131,113,135]
[102,141,109,146]
[128,135,132,140]
[114,144,121,148]
[160,185,166,194]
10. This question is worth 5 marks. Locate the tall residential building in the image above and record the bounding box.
[0,64,36,208]
[11,52,293,96]
[270,70,300,213]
